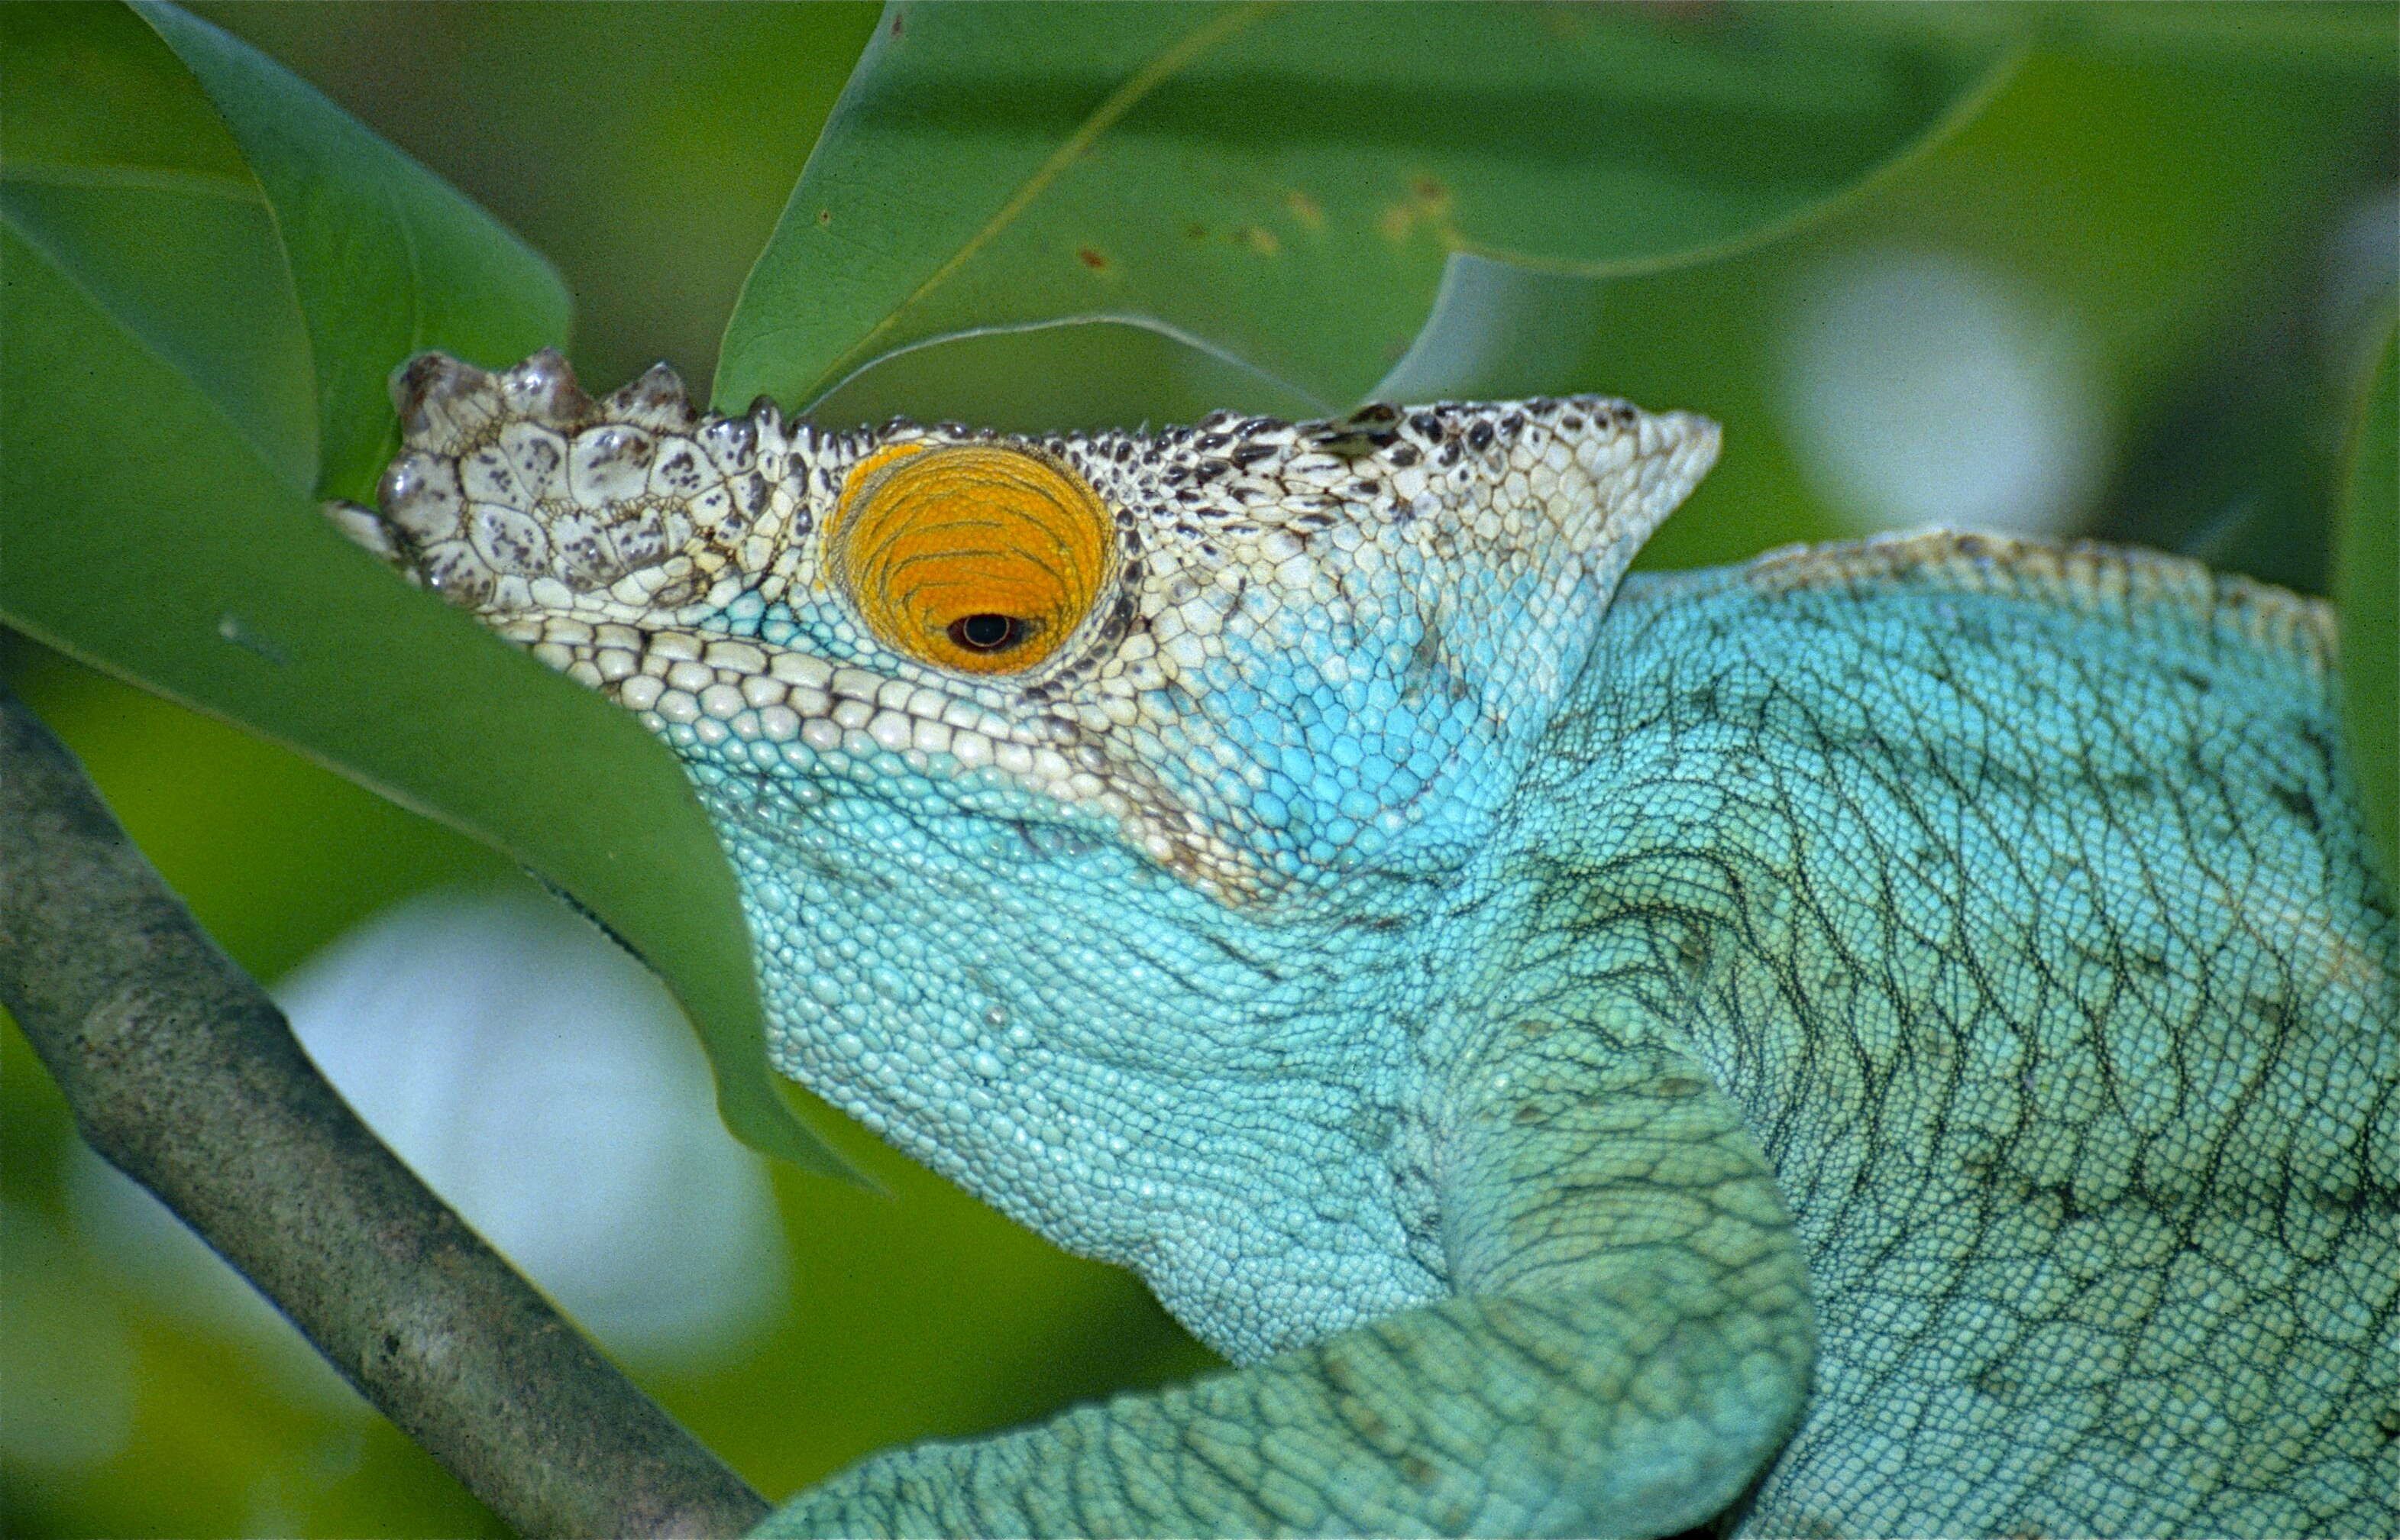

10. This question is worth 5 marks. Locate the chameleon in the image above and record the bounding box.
[328,348,2398,1538]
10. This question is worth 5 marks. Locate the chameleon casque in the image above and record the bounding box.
[328,348,2398,1538]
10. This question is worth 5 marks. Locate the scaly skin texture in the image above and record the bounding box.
[332,351,2398,1538]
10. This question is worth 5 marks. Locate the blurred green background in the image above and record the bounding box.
[4,5,2392,1535]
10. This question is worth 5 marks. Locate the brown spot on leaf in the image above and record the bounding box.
[1078,247,1108,270]
[816,208,832,226]
[1383,174,1456,243]
[1241,225,1279,257]
[1285,189,1324,229]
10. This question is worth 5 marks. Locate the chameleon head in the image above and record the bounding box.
[329,349,1719,1348]
[332,348,1717,904]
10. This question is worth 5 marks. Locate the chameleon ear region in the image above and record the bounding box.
[830,443,1116,677]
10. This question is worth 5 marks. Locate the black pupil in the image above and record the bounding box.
[949,613,1024,652]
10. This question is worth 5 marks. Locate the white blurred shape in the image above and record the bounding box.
[2319,185,2398,360]
[70,886,788,1386]
[1780,248,2105,536]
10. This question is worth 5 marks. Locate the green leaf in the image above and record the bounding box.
[717,0,2016,418]
[131,1,571,506]
[0,2,313,492]
[0,3,852,1180]
[1,176,316,495]
[1866,2,2400,79]
[2336,315,2397,888]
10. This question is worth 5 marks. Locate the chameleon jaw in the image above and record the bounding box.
[490,608,1244,893]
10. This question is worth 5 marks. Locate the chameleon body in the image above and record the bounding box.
[332,351,2399,1538]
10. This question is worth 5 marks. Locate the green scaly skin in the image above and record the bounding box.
[332,350,2398,1538]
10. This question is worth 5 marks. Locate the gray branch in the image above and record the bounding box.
[0,687,770,1539]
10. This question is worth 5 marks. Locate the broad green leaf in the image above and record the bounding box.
[132,2,570,506]
[1,178,315,496]
[2336,317,2397,888]
[1367,252,1610,406]
[0,4,852,1179]
[0,2,312,491]
[0,0,247,177]
[1851,2,2400,78]
[718,1,2015,418]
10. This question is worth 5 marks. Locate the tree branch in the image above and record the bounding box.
[0,686,770,1539]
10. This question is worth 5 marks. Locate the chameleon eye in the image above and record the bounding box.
[947,613,1027,653]
[831,443,1113,675]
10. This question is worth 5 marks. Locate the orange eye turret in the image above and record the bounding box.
[830,443,1115,676]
